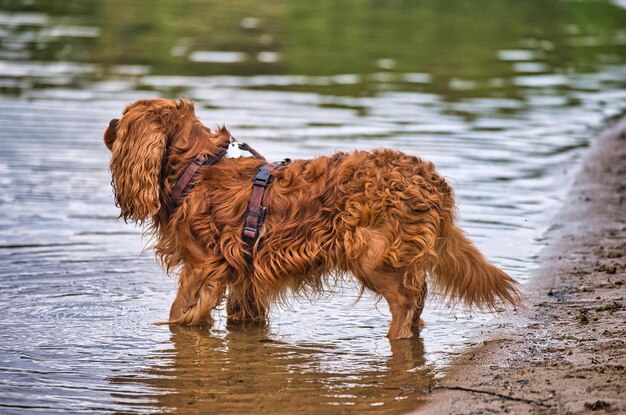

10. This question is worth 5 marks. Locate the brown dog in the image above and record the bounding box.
[104,98,520,339]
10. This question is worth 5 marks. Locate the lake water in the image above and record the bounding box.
[1,0,625,413]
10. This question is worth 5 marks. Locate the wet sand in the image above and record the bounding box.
[419,117,626,414]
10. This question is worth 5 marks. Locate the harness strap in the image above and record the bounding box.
[169,149,227,214]
[242,161,288,255]
[238,142,265,159]
[168,141,264,215]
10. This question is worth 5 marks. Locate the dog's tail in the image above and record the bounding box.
[431,223,521,310]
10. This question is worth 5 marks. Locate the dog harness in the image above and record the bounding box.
[168,139,264,213]
[169,149,228,214]
[168,138,289,258]
[242,160,289,252]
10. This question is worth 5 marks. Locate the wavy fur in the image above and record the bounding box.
[104,98,521,339]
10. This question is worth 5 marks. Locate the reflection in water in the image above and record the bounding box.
[1,0,625,98]
[111,325,430,414]
[1,0,626,413]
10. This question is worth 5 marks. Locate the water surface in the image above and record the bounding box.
[1,0,626,413]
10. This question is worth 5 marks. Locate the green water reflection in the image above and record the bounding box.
[1,0,625,97]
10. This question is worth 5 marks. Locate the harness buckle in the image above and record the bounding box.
[252,165,275,186]
[243,226,258,239]
[253,176,272,186]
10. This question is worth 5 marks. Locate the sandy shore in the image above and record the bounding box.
[417,117,626,414]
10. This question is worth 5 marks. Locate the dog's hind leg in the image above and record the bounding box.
[412,281,427,328]
[349,229,424,339]
[167,263,228,326]
[364,269,419,340]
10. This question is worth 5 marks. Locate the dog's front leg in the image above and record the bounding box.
[168,265,227,326]
[226,281,267,322]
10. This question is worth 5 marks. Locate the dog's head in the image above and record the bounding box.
[104,98,197,224]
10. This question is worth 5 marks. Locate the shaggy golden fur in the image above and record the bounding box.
[104,98,521,339]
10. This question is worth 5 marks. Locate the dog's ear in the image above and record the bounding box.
[108,100,184,224]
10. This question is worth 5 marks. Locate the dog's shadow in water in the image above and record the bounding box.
[110,323,434,413]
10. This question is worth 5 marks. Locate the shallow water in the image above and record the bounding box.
[1,0,626,413]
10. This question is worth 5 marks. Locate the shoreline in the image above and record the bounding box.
[417,117,626,414]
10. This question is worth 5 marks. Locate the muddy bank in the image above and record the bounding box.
[418,118,626,414]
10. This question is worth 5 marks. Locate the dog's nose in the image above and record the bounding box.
[104,118,120,151]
